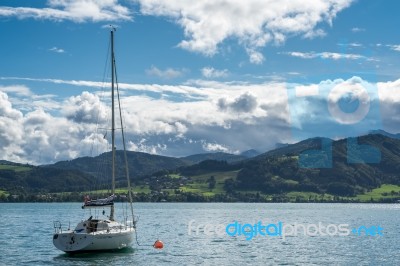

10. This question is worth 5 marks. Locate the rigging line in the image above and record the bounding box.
[131,217,153,247]
[114,57,136,228]
[135,228,153,247]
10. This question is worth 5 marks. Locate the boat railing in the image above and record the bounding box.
[53,221,62,234]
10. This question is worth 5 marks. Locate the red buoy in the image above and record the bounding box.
[153,240,164,249]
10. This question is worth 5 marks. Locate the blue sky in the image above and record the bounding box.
[0,0,400,164]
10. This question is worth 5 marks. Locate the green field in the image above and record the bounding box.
[355,184,400,201]
[0,190,9,197]
[0,164,31,172]
[85,185,151,195]
[285,185,400,202]
[178,170,239,196]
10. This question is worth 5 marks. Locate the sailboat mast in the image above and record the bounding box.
[110,28,116,221]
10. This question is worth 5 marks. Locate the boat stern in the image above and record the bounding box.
[53,231,92,252]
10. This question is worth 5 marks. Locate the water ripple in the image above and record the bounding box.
[0,203,398,265]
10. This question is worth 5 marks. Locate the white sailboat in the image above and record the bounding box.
[53,28,136,253]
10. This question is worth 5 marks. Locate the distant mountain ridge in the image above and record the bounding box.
[254,137,333,161]
[48,150,188,180]
[368,129,400,139]
[2,131,400,200]
[256,130,399,161]
[49,149,262,176]
[181,149,261,164]
[181,152,246,164]
[240,149,261,158]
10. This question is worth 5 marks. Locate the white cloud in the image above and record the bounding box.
[0,91,23,121]
[337,42,363,47]
[387,45,400,52]
[0,0,132,22]
[0,85,32,97]
[303,28,327,39]
[62,91,108,124]
[0,92,25,162]
[285,51,315,59]
[49,47,65,53]
[146,66,185,79]
[128,139,167,154]
[320,52,364,60]
[284,51,367,60]
[295,84,319,97]
[201,67,229,79]
[351,27,365,32]
[377,79,400,132]
[247,49,265,64]
[0,84,60,112]
[0,90,111,164]
[0,76,215,103]
[202,142,238,154]
[218,92,258,113]
[136,0,354,63]
[22,108,105,163]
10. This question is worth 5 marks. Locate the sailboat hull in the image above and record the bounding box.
[53,228,134,253]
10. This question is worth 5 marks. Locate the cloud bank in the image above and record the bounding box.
[0,0,132,22]
[1,75,400,165]
[136,0,354,63]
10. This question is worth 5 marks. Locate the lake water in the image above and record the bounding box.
[0,203,399,265]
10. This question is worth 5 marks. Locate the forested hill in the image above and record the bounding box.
[234,134,400,196]
[47,150,188,180]
[0,161,93,193]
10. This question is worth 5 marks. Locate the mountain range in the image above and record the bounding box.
[1,130,400,201]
